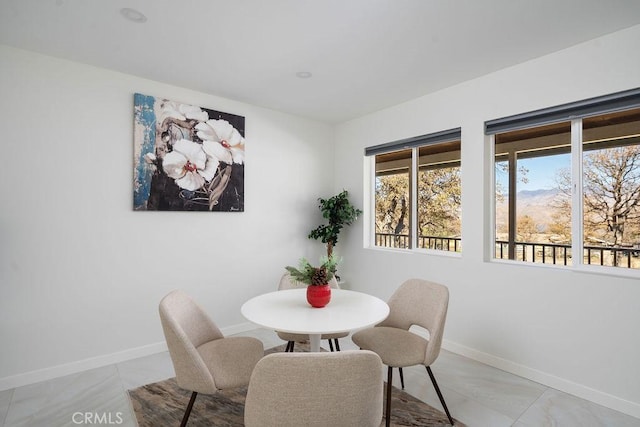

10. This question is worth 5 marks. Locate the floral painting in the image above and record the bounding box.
[133,93,245,211]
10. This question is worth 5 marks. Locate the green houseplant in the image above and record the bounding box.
[308,190,363,258]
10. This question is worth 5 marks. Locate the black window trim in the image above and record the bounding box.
[365,127,461,157]
[485,87,640,135]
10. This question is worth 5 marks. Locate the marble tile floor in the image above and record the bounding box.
[1,328,638,427]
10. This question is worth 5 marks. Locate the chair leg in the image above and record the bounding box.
[329,339,335,352]
[334,339,341,351]
[399,367,405,389]
[426,366,454,425]
[180,391,198,427]
[385,366,393,427]
[285,341,294,352]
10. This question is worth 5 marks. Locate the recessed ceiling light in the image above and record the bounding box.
[120,8,147,23]
[296,71,313,79]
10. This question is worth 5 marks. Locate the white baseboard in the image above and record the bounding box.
[442,339,640,419]
[0,322,257,392]
[0,341,167,392]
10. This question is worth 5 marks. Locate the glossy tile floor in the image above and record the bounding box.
[1,328,638,427]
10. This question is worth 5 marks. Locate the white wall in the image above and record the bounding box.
[0,45,334,387]
[335,25,640,417]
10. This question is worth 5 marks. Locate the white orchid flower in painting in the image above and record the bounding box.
[195,119,245,165]
[160,101,209,122]
[143,152,157,171]
[162,139,218,191]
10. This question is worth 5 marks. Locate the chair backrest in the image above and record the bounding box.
[159,290,224,393]
[277,272,340,290]
[379,279,449,366]
[244,350,383,427]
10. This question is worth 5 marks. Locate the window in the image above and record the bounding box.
[582,109,640,269]
[489,89,640,272]
[494,122,572,264]
[367,129,462,252]
[375,149,411,248]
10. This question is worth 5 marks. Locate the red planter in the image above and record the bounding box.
[306,284,331,308]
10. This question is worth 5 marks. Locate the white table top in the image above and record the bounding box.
[241,289,389,335]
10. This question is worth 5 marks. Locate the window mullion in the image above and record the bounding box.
[368,155,376,248]
[411,147,418,250]
[489,134,497,261]
[508,150,517,260]
[571,119,583,267]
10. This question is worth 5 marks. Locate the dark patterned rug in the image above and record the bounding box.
[127,344,465,426]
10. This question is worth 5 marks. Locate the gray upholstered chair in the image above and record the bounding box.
[276,273,348,352]
[352,279,454,426]
[244,350,384,427]
[159,290,263,427]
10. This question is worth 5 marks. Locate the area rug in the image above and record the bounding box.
[128,344,464,426]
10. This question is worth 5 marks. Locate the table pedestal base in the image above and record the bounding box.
[309,334,321,352]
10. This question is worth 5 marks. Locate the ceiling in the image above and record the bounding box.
[1,0,640,123]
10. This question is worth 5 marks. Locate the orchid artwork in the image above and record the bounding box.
[133,93,245,211]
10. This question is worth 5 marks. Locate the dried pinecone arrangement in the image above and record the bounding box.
[285,256,338,286]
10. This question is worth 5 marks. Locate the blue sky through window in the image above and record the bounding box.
[496,154,571,192]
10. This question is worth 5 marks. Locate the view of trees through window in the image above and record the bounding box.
[494,108,640,270]
[375,140,462,251]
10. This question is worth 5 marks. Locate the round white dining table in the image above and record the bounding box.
[241,288,389,352]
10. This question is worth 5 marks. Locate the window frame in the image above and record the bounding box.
[487,88,640,277]
[366,128,462,256]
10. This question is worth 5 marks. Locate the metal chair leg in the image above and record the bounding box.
[285,341,294,352]
[426,366,454,425]
[385,366,393,427]
[180,391,198,427]
[329,339,335,352]
[399,367,405,389]
[334,339,341,351]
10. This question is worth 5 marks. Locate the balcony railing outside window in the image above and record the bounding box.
[376,233,639,269]
[494,241,639,269]
[375,233,461,252]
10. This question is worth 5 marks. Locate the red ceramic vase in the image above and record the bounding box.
[306,284,331,308]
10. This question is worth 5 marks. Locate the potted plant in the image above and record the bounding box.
[308,190,363,259]
[285,256,338,308]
